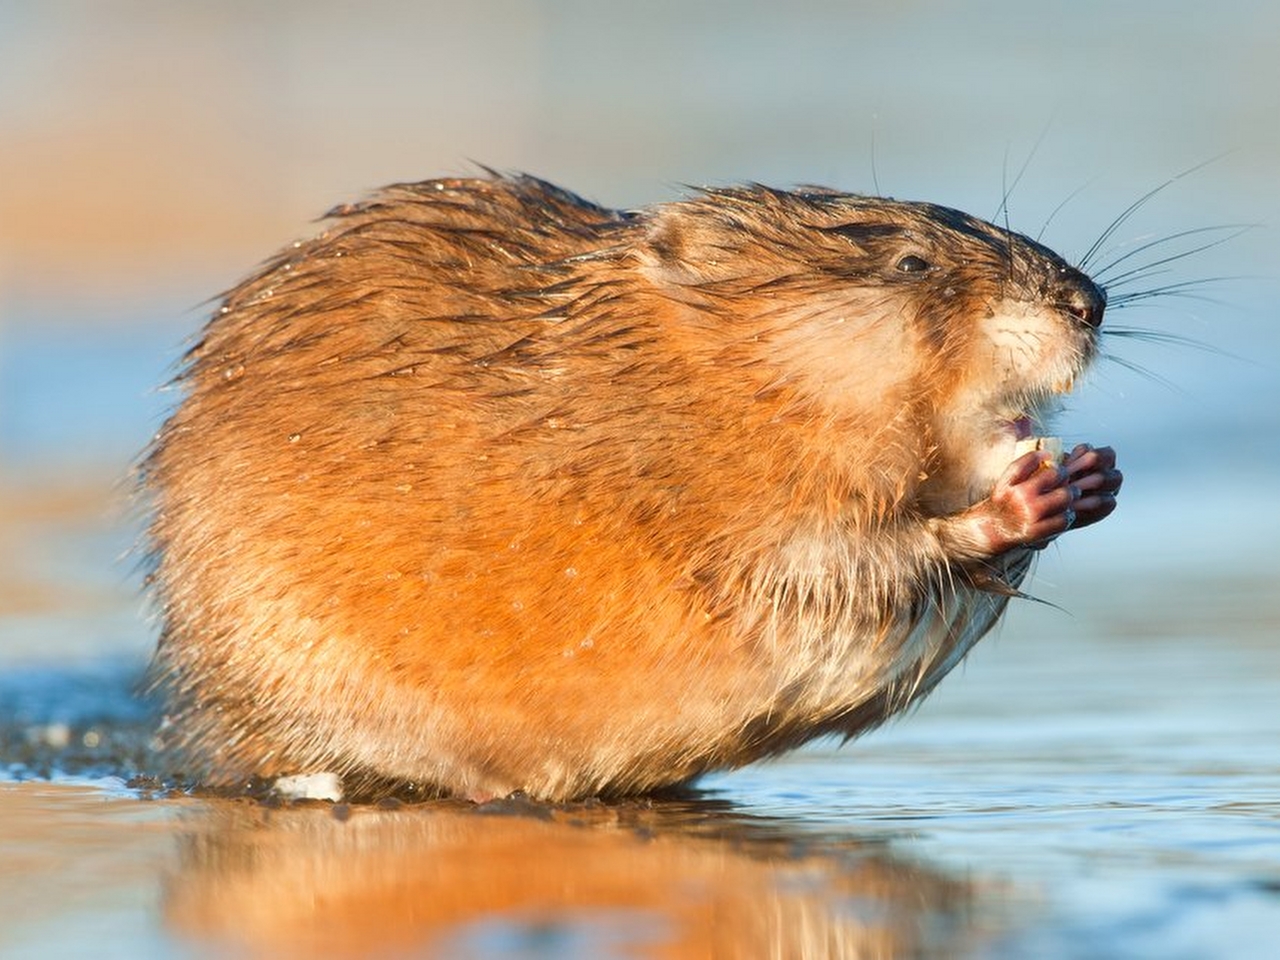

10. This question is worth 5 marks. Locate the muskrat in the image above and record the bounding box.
[145,174,1122,801]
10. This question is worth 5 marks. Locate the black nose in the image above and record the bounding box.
[1057,267,1106,329]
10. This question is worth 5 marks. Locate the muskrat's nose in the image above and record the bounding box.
[1056,268,1106,329]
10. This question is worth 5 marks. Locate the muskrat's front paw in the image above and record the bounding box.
[979,441,1123,550]
[931,450,1074,561]
[983,448,1080,551]
[932,441,1121,563]
[1063,443,1122,530]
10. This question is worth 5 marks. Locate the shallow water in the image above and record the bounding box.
[4,1,1280,957]
[3,576,1279,958]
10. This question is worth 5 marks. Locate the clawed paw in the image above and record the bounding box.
[1062,444,1122,531]
[939,442,1122,561]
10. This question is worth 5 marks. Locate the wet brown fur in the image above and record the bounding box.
[145,174,1101,800]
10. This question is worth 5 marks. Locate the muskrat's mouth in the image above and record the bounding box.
[1003,379,1074,443]
[1003,407,1053,441]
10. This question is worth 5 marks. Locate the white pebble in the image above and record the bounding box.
[273,772,344,801]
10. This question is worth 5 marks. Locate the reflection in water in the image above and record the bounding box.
[0,647,995,957]
[0,657,987,957]
[163,796,982,959]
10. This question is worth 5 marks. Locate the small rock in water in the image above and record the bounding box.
[273,771,343,801]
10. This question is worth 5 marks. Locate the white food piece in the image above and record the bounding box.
[1013,436,1064,463]
[273,771,344,801]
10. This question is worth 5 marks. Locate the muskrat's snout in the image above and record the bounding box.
[1055,266,1106,329]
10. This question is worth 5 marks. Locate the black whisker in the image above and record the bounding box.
[997,145,1015,287]
[869,122,882,197]
[1107,275,1245,305]
[1036,179,1096,244]
[1100,350,1188,395]
[995,144,1010,229]
[1103,325,1230,357]
[1078,154,1230,271]
[1093,224,1254,286]
[992,119,1053,228]
[1104,266,1173,291]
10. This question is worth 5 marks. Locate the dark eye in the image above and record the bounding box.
[897,254,931,274]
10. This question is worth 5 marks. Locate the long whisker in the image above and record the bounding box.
[999,144,1011,235]
[1104,266,1172,290]
[996,145,1015,290]
[992,119,1054,228]
[1105,271,1245,295]
[1103,325,1236,358]
[1078,154,1230,271]
[1105,326,1206,346]
[1107,276,1245,305]
[1110,290,1234,310]
[870,122,882,197]
[1036,178,1097,244]
[1100,350,1188,395]
[1094,224,1255,286]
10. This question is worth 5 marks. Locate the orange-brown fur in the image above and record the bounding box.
[146,174,1106,800]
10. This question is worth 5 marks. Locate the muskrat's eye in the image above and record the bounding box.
[897,254,931,274]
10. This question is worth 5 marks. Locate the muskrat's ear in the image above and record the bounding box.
[639,209,708,286]
[645,209,688,262]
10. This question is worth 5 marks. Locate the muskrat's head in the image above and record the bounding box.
[638,186,1105,510]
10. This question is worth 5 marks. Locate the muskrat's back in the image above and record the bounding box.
[147,174,1119,801]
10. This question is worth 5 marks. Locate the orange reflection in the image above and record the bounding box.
[164,796,981,958]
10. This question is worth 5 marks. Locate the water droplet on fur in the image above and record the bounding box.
[288,433,302,443]
[223,363,244,381]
